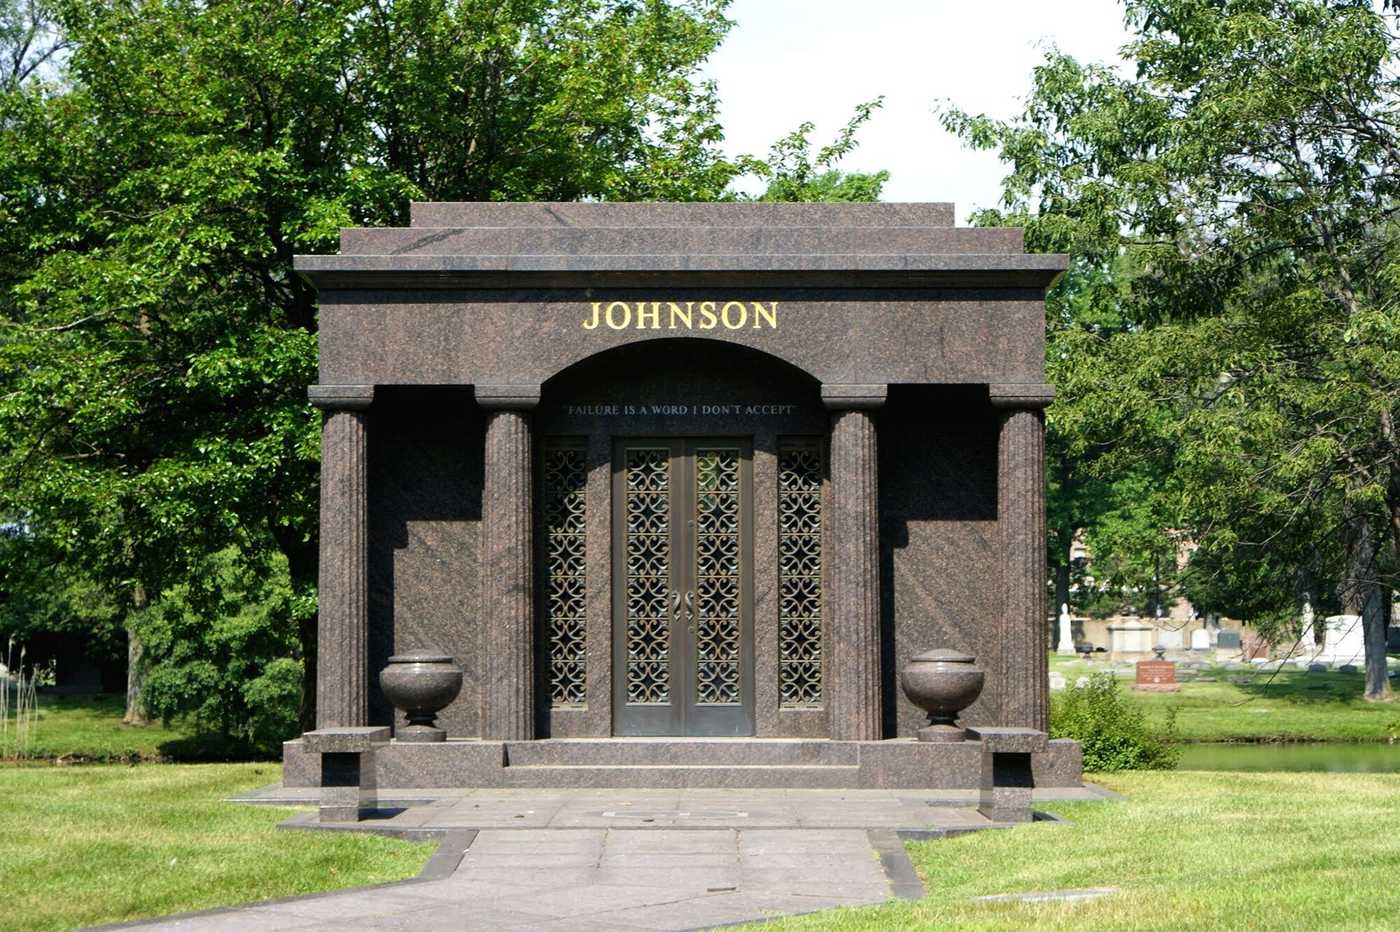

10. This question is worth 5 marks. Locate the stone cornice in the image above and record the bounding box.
[475,384,542,411]
[821,384,888,411]
[988,383,1055,410]
[308,384,375,410]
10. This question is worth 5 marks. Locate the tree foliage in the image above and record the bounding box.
[741,97,890,202]
[0,0,743,737]
[0,0,889,741]
[946,0,1400,697]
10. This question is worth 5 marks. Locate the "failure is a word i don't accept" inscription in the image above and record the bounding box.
[582,300,778,331]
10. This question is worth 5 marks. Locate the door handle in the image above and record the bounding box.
[684,590,695,633]
[671,590,682,617]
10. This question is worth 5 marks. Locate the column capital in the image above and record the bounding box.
[308,384,374,411]
[821,383,887,411]
[476,384,542,411]
[988,383,1055,410]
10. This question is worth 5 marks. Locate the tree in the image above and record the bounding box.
[0,0,742,735]
[0,0,65,90]
[946,0,1400,699]
[741,97,890,202]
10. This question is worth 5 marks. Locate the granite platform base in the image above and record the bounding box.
[282,737,1082,790]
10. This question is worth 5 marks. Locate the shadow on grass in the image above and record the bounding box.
[1231,670,1377,706]
[22,691,283,764]
[155,733,279,763]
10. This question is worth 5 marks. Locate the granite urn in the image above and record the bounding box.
[379,652,464,742]
[900,649,986,742]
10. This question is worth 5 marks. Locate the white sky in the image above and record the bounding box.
[702,1,1133,223]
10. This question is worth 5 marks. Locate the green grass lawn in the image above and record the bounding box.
[0,763,434,932]
[8,693,273,762]
[1050,659,1400,742]
[758,769,1400,931]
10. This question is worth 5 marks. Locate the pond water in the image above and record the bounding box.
[1177,742,1400,773]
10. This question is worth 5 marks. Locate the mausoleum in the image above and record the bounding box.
[285,202,1082,789]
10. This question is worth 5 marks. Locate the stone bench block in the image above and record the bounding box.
[303,727,390,822]
[969,727,1046,823]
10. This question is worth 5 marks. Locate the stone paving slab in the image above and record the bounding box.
[126,828,893,931]
[119,786,1115,930]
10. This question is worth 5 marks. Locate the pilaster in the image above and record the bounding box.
[990,383,1054,731]
[478,385,541,740]
[821,384,886,741]
[309,384,374,729]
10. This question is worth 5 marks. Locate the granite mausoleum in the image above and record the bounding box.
[285,202,1082,790]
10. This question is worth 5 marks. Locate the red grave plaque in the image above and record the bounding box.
[1134,660,1180,692]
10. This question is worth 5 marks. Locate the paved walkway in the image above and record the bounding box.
[123,787,1112,931]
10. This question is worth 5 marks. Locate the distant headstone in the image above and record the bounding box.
[1049,671,1067,690]
[1135,658,1180,692]
[1216,631,1242,650]
[1228,675,1252,685]
[1307,663,1329,673]
[1056,603,1076,656]
[1108,617,1155,655]
[1339,664,1359,674]
[1316,615,1365,666]
[1190,629,1211,651]
[1157,626,1186,650]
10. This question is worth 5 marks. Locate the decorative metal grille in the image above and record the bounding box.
[625,448,672,703]
[542,443,588,708]
[778,440,824,707]
[694,448,742,704]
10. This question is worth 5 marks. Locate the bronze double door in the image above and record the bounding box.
[611,438,755,736]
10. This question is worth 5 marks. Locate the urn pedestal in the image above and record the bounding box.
[900,649,986,742]
[378,652,464,742]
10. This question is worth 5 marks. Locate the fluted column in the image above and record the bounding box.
[309,385,374,729]
[822,384,886,741]
[991,383,1055,731]
[478,385,541,741]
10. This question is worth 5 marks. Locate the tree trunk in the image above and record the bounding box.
[1054,562,1071,626]
[123,582,150,726]
[1341,513,1392,702]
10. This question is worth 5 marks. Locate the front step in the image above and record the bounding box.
[504,738,859,768]
[283,736,1084,790]
[504,763,862,789]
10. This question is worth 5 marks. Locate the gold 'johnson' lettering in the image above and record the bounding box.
[581,301,778,331]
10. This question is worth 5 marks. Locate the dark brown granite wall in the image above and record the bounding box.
[879,386,1002,736]
[367,388,482,737]
[317,288,1048,389]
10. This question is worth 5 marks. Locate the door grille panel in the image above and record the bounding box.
[542,442,588,707]
[778,440,824,708]
[694,448,742,705]
[624,448,672,704]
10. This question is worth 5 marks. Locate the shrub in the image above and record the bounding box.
[135,545,306,755]
[1051,672,1178,772]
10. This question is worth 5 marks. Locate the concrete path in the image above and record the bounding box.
[121,787,1113,931]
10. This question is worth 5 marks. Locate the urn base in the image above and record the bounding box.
[916,723,967,743]
[396,723,447,743]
